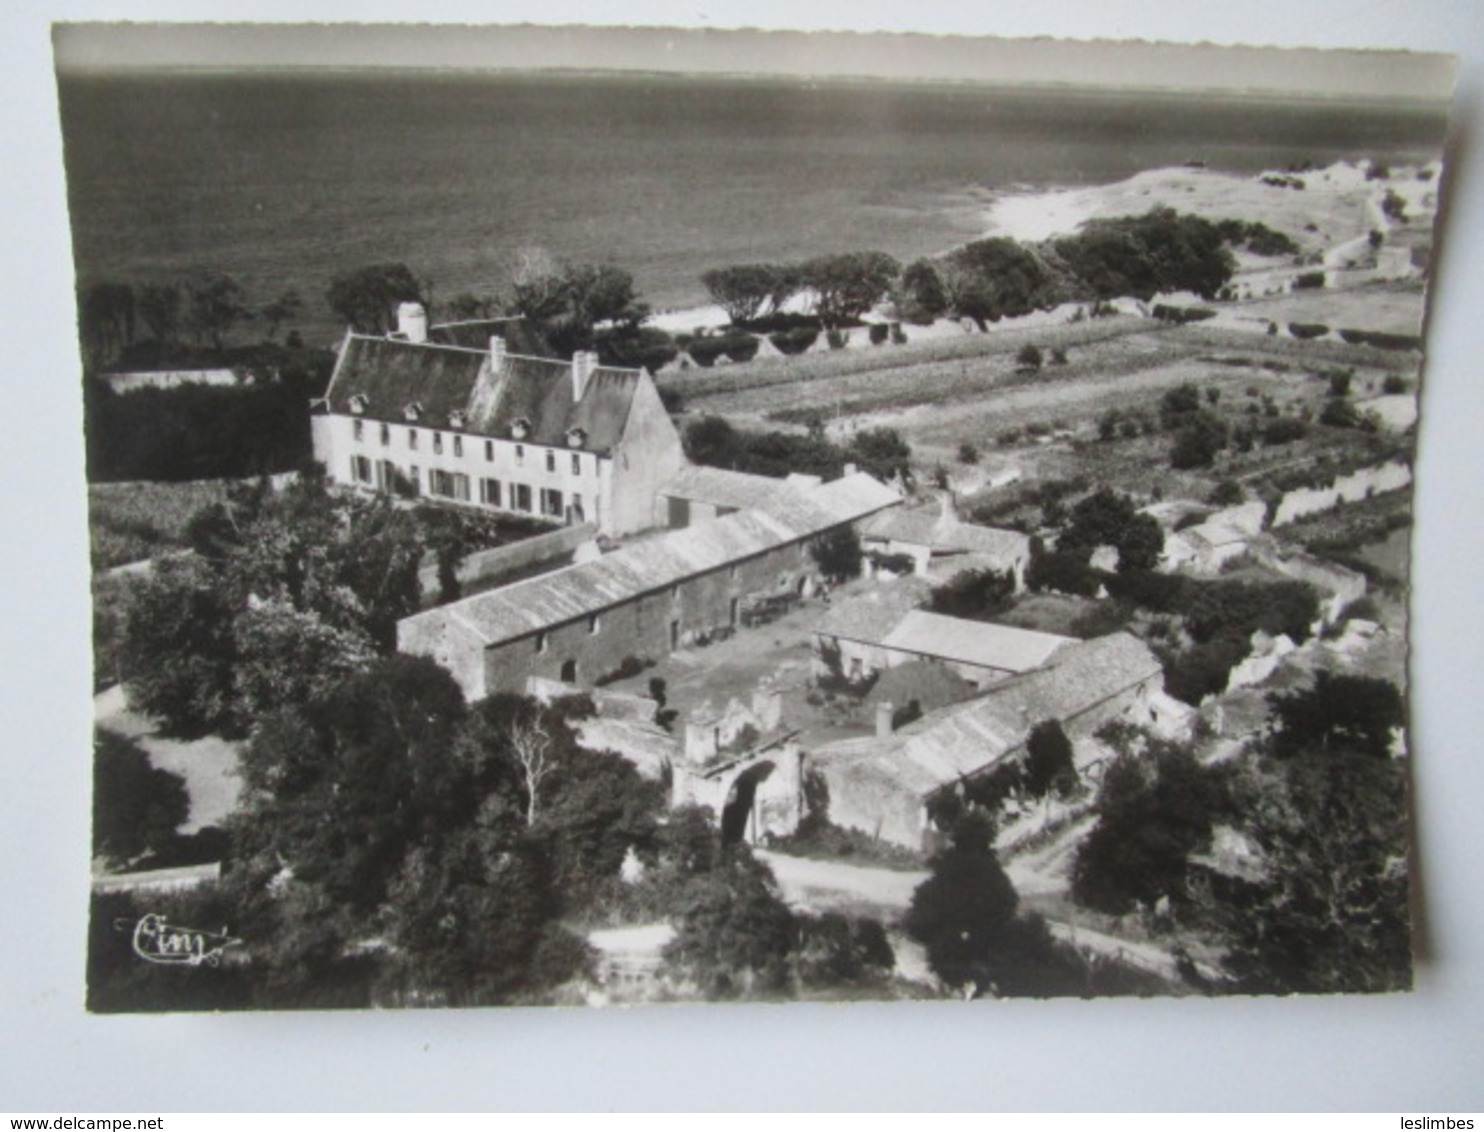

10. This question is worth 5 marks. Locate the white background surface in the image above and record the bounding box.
[1,0,1481,1112]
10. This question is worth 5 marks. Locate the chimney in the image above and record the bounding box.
[875,701,895,738]
[396,301,428,344]
[752,686,783,733]
[489,335,507,370]
[843,462,858,478]
[684,716,719,765]
[572,350,598,400]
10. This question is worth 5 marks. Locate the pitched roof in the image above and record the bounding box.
[322,333,645,454]
[660,466,793,512]
[880,612,1074,674]
[814,632,1163,795]
[813,576,934,640]
[426,316,524,350]
[864,660,980,714]
[862,507,1028,558]
[400,472,900,646]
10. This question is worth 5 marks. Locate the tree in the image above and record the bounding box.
[929,568,1015,622]
[184,272,250,350]
[944,238,1062,323]
[231,601,375,722]
[78,281,137,371]
[847,427,913,483]
[507,718,553,827]
[1267,673,1405,761]
[905,810,1060,998]
[811,525,862,583]
[1170,410,1229,470]
[1071,740,1231,915]
[663,848,796,998]
[377,801,576,1006]
[1058,487,1162,571]
[259,290,303,342]
[120,554,240,737]
[506,246,570,324]
[1159,382,1203,430]
[326,263,425,334]
[799,251,900,327]
[1213,748,1411,994]
[137,283,183,348]
[1023,719,1076,799]
[1053,208,1236,301]
[92,728,189,866]
[442,292,498,322]
[701,263,795,325]
[232,654,470,911]
[900,258,949,321]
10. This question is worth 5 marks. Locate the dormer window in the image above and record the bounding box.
[449,409,467,429]
[566,427,587,449]
[348,393,369,415]
[511,417,531,440]
[403,401,423,422]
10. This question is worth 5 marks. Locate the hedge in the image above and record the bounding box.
[1337,328,1422,351]
[769,326,820,356]
[1288,322,1329,339]
[685,332,761,367]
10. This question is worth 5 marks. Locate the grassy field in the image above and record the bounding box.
[89,480,237,572]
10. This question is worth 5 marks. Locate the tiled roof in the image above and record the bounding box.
[426,316,525,350]
[322,333,643,454]
[862,507,1028,558]
[400,472,899,646]
[880,612,1074,673]
[659,466,794,512]
[813,632,1163,795]
[865,660,980,714]
[812,576,934,641]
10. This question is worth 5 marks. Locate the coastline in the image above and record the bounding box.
[645,158,1441,335]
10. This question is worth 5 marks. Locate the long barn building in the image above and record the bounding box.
[399,472,900,700]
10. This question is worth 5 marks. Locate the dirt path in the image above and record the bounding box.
[756,850,926,919]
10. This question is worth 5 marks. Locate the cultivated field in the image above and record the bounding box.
[1227,281,1430,337]
[89,479,237,572]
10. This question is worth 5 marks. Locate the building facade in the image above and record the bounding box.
[310,307,685,537]
[398,473,901,700]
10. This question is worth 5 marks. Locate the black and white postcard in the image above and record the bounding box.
[58,23,1456,1011]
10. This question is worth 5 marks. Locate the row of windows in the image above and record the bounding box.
[351,457,587,520]
[351,420,592,475]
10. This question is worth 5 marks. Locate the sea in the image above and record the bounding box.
[55,70,1450,345]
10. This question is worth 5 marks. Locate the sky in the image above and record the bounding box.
[52,22,1458,101]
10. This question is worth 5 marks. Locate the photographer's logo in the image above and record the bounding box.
[124,913,241,967]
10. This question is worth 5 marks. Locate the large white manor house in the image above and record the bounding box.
[311,303,685,536]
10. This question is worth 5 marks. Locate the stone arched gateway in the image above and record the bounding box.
[673,742,804,848]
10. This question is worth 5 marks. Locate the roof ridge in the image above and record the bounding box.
[346,331,490,356]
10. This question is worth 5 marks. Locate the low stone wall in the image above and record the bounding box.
[1270,461,1412,528]
[419,523,598,598]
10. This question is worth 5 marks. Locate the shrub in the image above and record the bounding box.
[1261,417,1308,445]
[593,655,653,687]
[1208,479,1246,506]
[1016,344,1044,372]
[1293,271,1326,290]
[868,323,890,346]
[1328,370,1354,397]
[957,442,980,465]
[686,332,760,367]
[1381,374,1409,395]
[1049,348,1068,365]
[1288,322,1329,340]
[826,329,849,350]
[768,326,819,356]
[1337,329,1422,351]
[997,427,1023,446]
